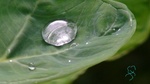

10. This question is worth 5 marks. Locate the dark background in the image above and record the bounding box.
[74,35,150,84]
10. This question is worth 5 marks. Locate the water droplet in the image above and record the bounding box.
[9,60,13,62]
[70,43,78,48]
[111,27,121,33]
[68,60,72,63]
[42,20,77,46]
[28,63,36,71]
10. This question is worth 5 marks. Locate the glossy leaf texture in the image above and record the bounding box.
[0,0,136,84]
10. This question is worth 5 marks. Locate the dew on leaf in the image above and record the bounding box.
[9,60,13,62]
[112,27,120,32]
[68,60,72,63]
[42,20,77,46]
[28,63,36,71]
[103,27,122,35]
[70,43,78,48]
[86,42,89,45]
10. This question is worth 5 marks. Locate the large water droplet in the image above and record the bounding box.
[42,20,77,46]
[28,63,36,71]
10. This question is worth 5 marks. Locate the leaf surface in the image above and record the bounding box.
[0,0,136,84]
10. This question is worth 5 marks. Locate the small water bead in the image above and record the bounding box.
[9,60,13,62]
[42,20,77,46]
[68,60,72,63]
[28,63,36,71]
[70,43,78,48]
[112,27,120,32]
[86,42,89,45]
[103,27,121,35]
[111,27,121,34]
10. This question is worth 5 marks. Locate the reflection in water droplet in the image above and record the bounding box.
[42,20,77,46]
[28,63,36,71]
[118,29,121,32]
[116,28,122,35]
[112,27,120,32]
[130,18,133,26]
[111,27,121,34]
[112,28,116,31]
[70,43,78,48]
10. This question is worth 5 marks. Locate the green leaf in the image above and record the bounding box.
[0,0,136,84]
